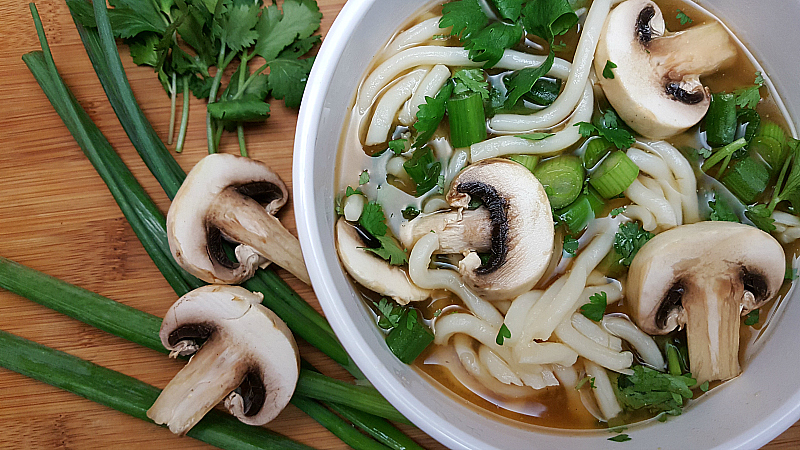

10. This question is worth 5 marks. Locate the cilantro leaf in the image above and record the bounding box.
[494,0,525,21]
[402,206,420,220]
[413,83,454,148]
[733,72,764,110]
[128,33,161,67]
[614,222,654,266]
[608,434,632,443]
[404,147,443,196]
[365,234,409,265]
[520,0,578,43]
[610,206,626,217]
[576,109,635,150]
[744,204,776,233]
[580,291,607,321]
[253,0,322,61]
[615,365,697,416]
[268,55,315,108]
[602,60,617,79]
[496,324,511,345]
[359,170,370,185]
[452,69,490,99]
[676,9,693,25]
[388,138,408,155]
[215,0,260,53]
[374,298,404,329]
[463,21,523,68]
[744,309,759,326]
[708,194,739,222]
[439,0,488,40]
[107,0,168,39]
[359,202,388,237]
[345,186,362,197]
[563,235,579,256]
[504,51,555,107]
[517,132,554,141]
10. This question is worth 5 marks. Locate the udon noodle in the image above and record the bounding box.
[335,0,798,429]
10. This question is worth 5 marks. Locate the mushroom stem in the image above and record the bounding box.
[683,277,743,385]
[147,336,246,435]
[209,188,310,284]
[648,22,737,76]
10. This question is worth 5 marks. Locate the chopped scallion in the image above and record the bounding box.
[589,150,639,199]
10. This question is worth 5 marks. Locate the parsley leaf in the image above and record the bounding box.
[733,72,764,110]
[365,234,409,265]
[744,204,776,233]
[576,110,635,150]
[563,235,579,256]
[404,148,443,196]
[615,365,697,416]
[520,0,578,43]
[439,0,487,41]
[359,202,388,237]
[608,434,632,443]
[708,194,739,222]
[374,298,404,329]
[464,21,523,68]
[580,291,607,321]
[610,206,626,217]
[388,138,408,155]
[614,222,654,266]
[496,324,511,345]
[413,82,454,148]
[744,309,759,326]
[505,52,555,107]
[494,0,525,21]
[676,9,693,25]
[452,69,490,99]
[359,170,370,185]
[602,60,617,79]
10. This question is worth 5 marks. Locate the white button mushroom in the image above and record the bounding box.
[167,153,310,285]
[594,0,738,139]
[147,285,300,435]
[626,221,785,384]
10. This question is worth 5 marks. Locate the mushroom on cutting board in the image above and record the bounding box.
[167,153,310,285]
[147,285,300,435]
[401,158,554,301]
[595,0,737,139]
[337,217,431,305]
[626,221,785,384]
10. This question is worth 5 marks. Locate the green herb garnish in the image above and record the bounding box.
[676,9,693,25]
[413,82,454,148]
[602,60,617,79]
[708,194,739,222]
[744,309,760,326]
[615,365,696,416]
[733,72,764,110]
[608,434,632,442]
[375,298,404,329]
[580,291,607,321]
[496,323,511,345]
[388,138,408,155]
[613,222,654,266]
[404,147,443,196]
[563,235,579,256]
[359,202,408,265]
[359,170,370,185]
[576,110,635,150]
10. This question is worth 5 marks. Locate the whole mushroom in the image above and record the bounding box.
[595,0,738,139]
[400,158,554,301]
[626,221,785,384]
[147,285,299,435]
[167,153,310,285]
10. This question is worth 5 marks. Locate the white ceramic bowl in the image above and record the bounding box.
[294,1,800,448]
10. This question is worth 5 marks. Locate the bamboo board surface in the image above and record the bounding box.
[0,0,797,449]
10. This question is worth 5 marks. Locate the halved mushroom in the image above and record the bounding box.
[167,153,310,285]
[402,158,554,301]
[626,221,785,384]
[337,217,430,305]
[147,285,299,434]
[595,0,737,139]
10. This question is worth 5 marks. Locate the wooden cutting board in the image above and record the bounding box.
[0,1,796,449]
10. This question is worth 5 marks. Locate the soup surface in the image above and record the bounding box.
[334,0,798,430]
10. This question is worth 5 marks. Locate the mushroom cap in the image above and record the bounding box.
[626,221,785,334]
[336,217,431,305]
[595,0,737,139]
[446,158,554,301]
[160,285,299,426]
[167,153,288,284]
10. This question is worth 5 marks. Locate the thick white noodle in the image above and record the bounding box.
[504,290,544,345]
[435,313,507,355]
[621,204,658,231]
[602,316,666,370]
[365,67,428,146]
[384,17,444,55]
[643,140,700,223]
[627,148,684,224]
[624,178,677,230]
[452,336,534,397]
[571,314,623,352]
[553,364,579,389]
[399,64,451,125]
[470,83,593,161]
[511,340,579,367]
[480,345,524,386]
[584,360,623,420]
[409,233,504,326]
[488,0,615,132]
[772,211,800,244]
[357,46,571,111]
[554,317,634,373]
[520,218,618,341]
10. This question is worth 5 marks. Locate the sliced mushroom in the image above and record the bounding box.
[147,285,300,434]
[167,153,310,285]
[626,221,785,384]
[595,0,737,139]
[404,158,554,301]
[336,217,431,305]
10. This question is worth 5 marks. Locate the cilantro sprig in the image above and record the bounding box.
[615,365,697,416]
[576,109,635,150]
[614,222,654,266]
[579,291,607,322]
[359,202,408,265]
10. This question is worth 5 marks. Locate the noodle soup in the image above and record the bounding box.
[332,0,798,431]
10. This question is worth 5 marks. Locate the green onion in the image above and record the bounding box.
[589,151,639,199]
[700,137,747,173]
[534,155,585,208]
[736,108,760,143]
[554,187,605,234]
[522,77,561,106]
[666,343,682,376]
[325,402,425,450]
[721,156,771,203]
[750,135,786,171]
[582,136,612,169]
[756,120,787,146]
[290,397,391,450]
[705,92,737,147]
[507,154,539,173]
[386,310,435,364]
[0,330,312,450]
[446,91,487,148]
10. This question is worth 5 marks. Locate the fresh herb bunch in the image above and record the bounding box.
[69,0,322,156]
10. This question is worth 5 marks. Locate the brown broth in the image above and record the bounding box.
[335,0,797,431]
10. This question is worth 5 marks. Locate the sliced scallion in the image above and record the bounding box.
[534,155,585,208]
[446,91,487,148]
[507,154,539,173]
[589,150,639,199]
[705,92,737,147]
[750,135,786,171]
[700,137,747,173]
[721,156,770,203]
[555,187,605,234]
[582,136,612,169]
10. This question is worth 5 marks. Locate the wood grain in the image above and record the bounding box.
[0,1,796,449]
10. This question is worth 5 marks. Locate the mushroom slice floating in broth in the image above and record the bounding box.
[626,221,785,384]
[147,285,300,435]
[595,0,737,139]
[167,153,310,285]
